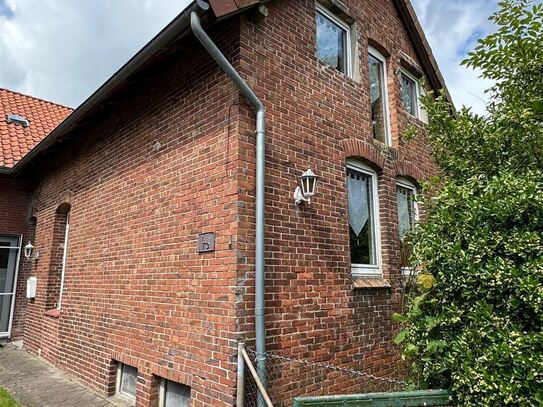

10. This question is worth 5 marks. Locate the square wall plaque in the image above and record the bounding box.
[197,232,215,253]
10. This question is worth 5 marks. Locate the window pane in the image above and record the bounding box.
[164,381,191,407]
[316,11,347,74]
[401,73,417,116]
[347,169,377,265]
[120,364,137,398]
[369,54,387,142]
[397,186,415,239]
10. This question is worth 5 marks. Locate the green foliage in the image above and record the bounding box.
[0,387,21,407]
[396,1,543,405]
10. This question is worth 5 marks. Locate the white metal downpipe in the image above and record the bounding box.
[190,9,267,406]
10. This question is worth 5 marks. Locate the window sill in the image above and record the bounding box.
[402,111,428,126]
[352,275,390,289]
[108,395,135,407]
[44,308,61,319]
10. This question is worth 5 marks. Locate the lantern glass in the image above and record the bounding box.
[300,169,318,198]
[24,242,34,259]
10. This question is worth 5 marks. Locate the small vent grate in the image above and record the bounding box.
[6,114,30,127]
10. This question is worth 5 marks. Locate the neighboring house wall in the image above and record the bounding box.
[0,174,32,339]
[23,22,243,407]
[235,0,436,401]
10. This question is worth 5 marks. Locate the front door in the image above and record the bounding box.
[0,236,21,338]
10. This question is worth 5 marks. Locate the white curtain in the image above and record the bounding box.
[347,173,369,236]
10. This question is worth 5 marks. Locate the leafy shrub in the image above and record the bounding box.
[395,1,543,405]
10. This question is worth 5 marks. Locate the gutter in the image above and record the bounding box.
[190,9,268,404]
[9,0,209,175]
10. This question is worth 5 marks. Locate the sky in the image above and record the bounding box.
[0,0,499,114]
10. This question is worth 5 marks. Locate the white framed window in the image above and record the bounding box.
[399,69,427,122]
[368,46,391,144]
[316,4,352,77]
[396,178,419,239]
[397,178,419,277]
[347,159,381,277]
[116,363,137,404]
[159,379,191,407]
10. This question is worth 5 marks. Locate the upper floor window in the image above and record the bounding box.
[400,69,427,122]
[368,47,390,144]
[316,5,352,77]
[347,160,381,276]
[396,178,418,239]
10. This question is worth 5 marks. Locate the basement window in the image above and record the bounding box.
[6,114,30,127]
[159,379,191,407]
[316,4,352,77]
[116,363,137,404]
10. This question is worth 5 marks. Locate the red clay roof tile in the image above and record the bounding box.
[0,88,72,169]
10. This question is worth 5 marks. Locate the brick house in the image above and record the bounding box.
[0,0,448,406]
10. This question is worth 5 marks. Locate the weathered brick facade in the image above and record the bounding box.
[1,1,442,406]
[234,0,436,402]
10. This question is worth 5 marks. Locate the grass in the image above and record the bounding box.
[0,387,20,407]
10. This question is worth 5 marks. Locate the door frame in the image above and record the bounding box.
[0,234,22,339]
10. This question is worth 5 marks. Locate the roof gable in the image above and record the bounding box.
[3,0,449,174]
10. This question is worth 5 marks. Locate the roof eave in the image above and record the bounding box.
[394,0,454,107]
[10,0,211,175]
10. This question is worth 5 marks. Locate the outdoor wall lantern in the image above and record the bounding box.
[24,241,39,261]
[294,169,319,205]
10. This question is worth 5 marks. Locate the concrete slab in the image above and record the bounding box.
[0,344,116,407]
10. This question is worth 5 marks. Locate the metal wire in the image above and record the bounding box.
[243,347,407,407]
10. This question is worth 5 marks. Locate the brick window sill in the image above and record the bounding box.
[44,309,61,319]
[352,276,391,289]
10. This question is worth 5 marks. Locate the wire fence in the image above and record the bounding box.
[243,347,407,407]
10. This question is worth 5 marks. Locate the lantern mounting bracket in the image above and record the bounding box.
[294,186,311,205]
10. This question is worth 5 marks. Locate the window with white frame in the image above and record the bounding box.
[316,4,352,77]
[400,69,427,122]
[396,178,418,240]
[347,160,381,276]
[116,363,137,404]
[160,379,191,407]
[368,47,390,144]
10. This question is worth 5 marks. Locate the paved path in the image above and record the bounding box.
[0,343,115,407]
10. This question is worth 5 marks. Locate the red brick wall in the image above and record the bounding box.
[0,174,32,340]
[11,0,439,405]
[23,21,244,407]
[235,0,437,402]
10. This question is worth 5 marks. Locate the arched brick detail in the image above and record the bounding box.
[56,190,73,209]
[394,159,426,183]
[341,139,385,171]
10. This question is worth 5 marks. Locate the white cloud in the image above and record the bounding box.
[1,0,499,114]
[411,0,499,114]
[0,0,190,107]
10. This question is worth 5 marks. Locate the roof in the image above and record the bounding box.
[393,0,450,102]
[0,88,72,169]
[2,0,449,175]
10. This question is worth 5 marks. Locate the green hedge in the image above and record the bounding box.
[395,1,543,406]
